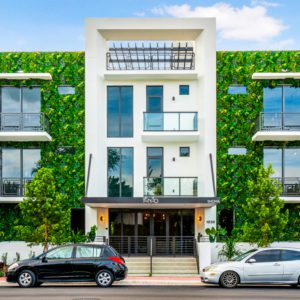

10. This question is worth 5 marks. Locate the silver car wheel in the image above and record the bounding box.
[221,271,239,288]
[19,272,33,287]
[97,271,112,287]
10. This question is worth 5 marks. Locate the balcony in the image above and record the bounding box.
[0,178,32,203]
[273,177,300,203]
[142,112,199,142]
[0,113,52,142]
[252,113,300,141]
[143,177,198,197]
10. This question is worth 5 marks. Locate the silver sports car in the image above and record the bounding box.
[201,247,300,288]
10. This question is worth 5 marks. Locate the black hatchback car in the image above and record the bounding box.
[6,244,127,288]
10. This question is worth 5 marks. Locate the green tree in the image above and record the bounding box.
[15,168,70,252]
[241,165,289,247]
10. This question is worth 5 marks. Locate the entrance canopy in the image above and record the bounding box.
[82,196,219,208]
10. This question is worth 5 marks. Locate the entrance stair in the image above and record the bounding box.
[125,256,199,277]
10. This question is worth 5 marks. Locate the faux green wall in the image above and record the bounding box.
[217,50,300,238]
[0,52,85,240]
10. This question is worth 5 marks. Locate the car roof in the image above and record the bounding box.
[257,247,300,251]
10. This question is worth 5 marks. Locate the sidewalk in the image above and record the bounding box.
[0,276,203,286]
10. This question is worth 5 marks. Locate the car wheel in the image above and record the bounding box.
[220,271,239,288]
[95,270,114,288]
[17,270,36,288]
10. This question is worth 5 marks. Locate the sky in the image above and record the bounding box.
[0,0,299,52]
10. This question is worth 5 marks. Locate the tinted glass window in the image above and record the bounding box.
[228,147,247,155]
[228,85,247,95]
[58,86,75,95]
[250,250,281,263]
[179,85,189,95]
[281,250,300,261]
[46,246,73,259]
[147,147,163,178]
[2,149,21,178]
[284,86,300,113]
[263,87,282,113]
[107,86,133,137]
[2,87,20,112]
[263,148,282,178]
[23,149,40,178]
[147,86,163,113]
[108,147,133,197]
[180,147,190,157]
[76,246,103,258]
[22,87,40,113]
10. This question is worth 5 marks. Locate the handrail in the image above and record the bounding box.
[0,177,33,197]
[0,113,50,132]
[273,177,300,195]
[257,112,300,132]
[194,238,200,274]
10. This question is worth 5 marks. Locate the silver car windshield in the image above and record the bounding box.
[231,249,257,261]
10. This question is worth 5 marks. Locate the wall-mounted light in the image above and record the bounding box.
[172,96,175,101]
[172,157,176,162]
[198,216,203,222]
[99,215,105,222]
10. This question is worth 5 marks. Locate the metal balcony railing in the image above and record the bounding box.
[256,112,300,132]
[273,177,300,196]
[0,178,32,197]
[143,177,198,197]
[144,112,198,131]
[0,113,49,132]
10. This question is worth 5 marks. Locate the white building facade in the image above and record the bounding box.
[84,18,218,256]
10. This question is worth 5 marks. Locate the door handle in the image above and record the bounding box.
[273,263,281,266]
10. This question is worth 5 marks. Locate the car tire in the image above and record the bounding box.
[219,271,239,288]
[17,270,36,288]
[95,270,114,288]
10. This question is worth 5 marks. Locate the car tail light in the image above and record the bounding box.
[108,256,125,265]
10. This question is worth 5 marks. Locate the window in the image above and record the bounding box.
[108,147,133,197]
[46,246,74,260]
[179,85,189,95]
[1,148,41,196]
[228,85,247,95]
[76,246,103,258]
[250,250,281,263]
[107,86,133,137]
[228,147,247,155]
[281,250,300,261]
[147,86,163,113]
[180,147,190,157]
[263,148,282,178]
[147,147,163,177]
[58,86,75,95]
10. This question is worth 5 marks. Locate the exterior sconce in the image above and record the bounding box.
[198,216,203,222]
[172,157,175,161]
[172,96,175,101]
[99,215,105,222]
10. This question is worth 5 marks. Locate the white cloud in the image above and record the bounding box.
[134,11,146,17]
[151,3,287,42]
[251,0,281,8]
[266,38,295,50]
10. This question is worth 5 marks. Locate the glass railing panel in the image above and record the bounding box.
[144,177,163,196]
[262,113,282,130]
[163,178,179,195]
[180,178,198,196]
[144,113,163,131]
[164,113,179,131]
[180,113,197,130]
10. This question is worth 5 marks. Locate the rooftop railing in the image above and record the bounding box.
[256,112,300,131]
[0,113,49,132]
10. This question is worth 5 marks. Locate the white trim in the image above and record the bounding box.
[0,197,23,203]
[252,72,300,80]
[0,131,52,142]
[0,73,52,80]
[252,131,300,141]
[142,131,200,142]
[281,196,300,203]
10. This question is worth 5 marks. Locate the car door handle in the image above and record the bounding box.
[273,263,281,266]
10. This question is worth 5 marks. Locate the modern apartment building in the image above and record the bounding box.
[83,18,218,255]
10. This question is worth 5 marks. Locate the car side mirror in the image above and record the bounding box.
[41,256,48,263]
[248,258,256,264]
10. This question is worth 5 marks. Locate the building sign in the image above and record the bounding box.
[143,197,159,204]
[207,199,220,204]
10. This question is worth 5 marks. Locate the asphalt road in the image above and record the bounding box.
[0,284,300,300]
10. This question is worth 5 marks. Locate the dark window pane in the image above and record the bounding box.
[109,211,122,236]
[180,147,190,157]
[121,148,133,197]
[147,86,163,113]
[281,250,300,261]
[76,246,102,258]
[179,85,189,95]
[120,87,133,137]
[263,148,282,178]
[23,149,40,178]
[108,148,121,197]
[147,158,162,177]
[22,87,40,113]
[147,97,162,113]
[182,210,195,236]
[263,87,282,113]
[228,85,247,95]
[147,86,163,96]
[107,87,120,137]
[147,148,163,156]
[2,87,20,112]
[251,250,281,262]
[122,212,135,235]
[46,246,74,259]
[2,149,21,178]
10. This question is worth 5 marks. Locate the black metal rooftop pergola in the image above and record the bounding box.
[106,42,195,71]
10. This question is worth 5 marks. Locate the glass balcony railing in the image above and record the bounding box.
[0,113,49,132]
[273,177,300,196]
[143,177,198,196]
[0,178,32,197]
[257,112,300,131]
[144,112,198,131]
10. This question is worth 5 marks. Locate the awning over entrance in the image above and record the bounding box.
[82,196,219,208]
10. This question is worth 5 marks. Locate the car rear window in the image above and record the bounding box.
[76,246,103,258]
[281,250,300,261]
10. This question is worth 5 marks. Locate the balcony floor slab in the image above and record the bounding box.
[0,197,23,203]
[252,131,300,141]
[0,132,52,142]
[142,132,199,142]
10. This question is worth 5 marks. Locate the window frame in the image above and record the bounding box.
[247,249,281,263]
[179,85,189,95]
[179,147,190,157]
[146,86,163,113]
[75,245,103,259]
